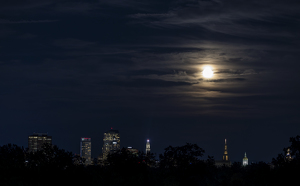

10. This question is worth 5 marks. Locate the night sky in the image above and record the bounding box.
[1,0,300,163]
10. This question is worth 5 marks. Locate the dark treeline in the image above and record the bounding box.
[1,136,300,186]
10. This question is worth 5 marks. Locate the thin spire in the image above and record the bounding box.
[223,138,229,161]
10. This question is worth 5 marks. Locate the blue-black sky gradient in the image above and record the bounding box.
[1,0,300,162]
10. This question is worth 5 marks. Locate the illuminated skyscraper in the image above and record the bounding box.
[223,139,229,161]
[28,133,52,152]
[80,138,92,165]
[243,152,248,166]
[215,139,231,167]
[102,129,120,160]
[146,139,150,154]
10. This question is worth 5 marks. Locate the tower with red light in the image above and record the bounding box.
[80,138,92,165]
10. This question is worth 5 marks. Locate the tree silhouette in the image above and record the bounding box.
[107,147,139,166]
[287,135,300,160]
[26,143,74,170]
[159,143,205,169]
[0,143,26,169]
[271,135,300,186]
[272,135,300,167]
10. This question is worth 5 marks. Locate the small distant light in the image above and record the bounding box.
[128,147,132,148]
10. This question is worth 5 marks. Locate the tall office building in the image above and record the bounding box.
[28,133,52,153]
[243,152,248,166]
[146,139,150,154]
[215,139,231,167]
[102,129,120,160]
[80,138,92,165]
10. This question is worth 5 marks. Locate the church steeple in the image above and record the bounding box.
[222,139,229,161]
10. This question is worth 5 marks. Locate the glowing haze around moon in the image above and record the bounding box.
[202,66,214,78]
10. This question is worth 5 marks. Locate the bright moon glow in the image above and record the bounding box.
[202,66,214,78]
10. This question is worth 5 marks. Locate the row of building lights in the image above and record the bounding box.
[28,129,151,166]
[29,132,252,166]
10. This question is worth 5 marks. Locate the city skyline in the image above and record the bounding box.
[24,130,258,164]
[1,0,300,163]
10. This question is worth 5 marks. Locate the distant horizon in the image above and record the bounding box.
[9,130,290,164]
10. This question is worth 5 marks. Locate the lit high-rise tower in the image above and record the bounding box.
[80,138,92,165]
[146,139,150,154]
[243,152,248,166]
[102,129,120,160]
[28,133,52,153]
[223,139,229,161]
[215,138,231,167]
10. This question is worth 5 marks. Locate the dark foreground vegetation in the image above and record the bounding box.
[1,136,300,186]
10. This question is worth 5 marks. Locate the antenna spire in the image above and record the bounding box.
[223,138,229,161]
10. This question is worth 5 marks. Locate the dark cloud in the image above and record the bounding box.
[109,78,195,88]
[201,78,246,83]
[128,69,174,76]
[215,69,259,75]
[130,0,300,44]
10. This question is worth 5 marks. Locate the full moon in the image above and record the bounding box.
[202,66,214,78]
